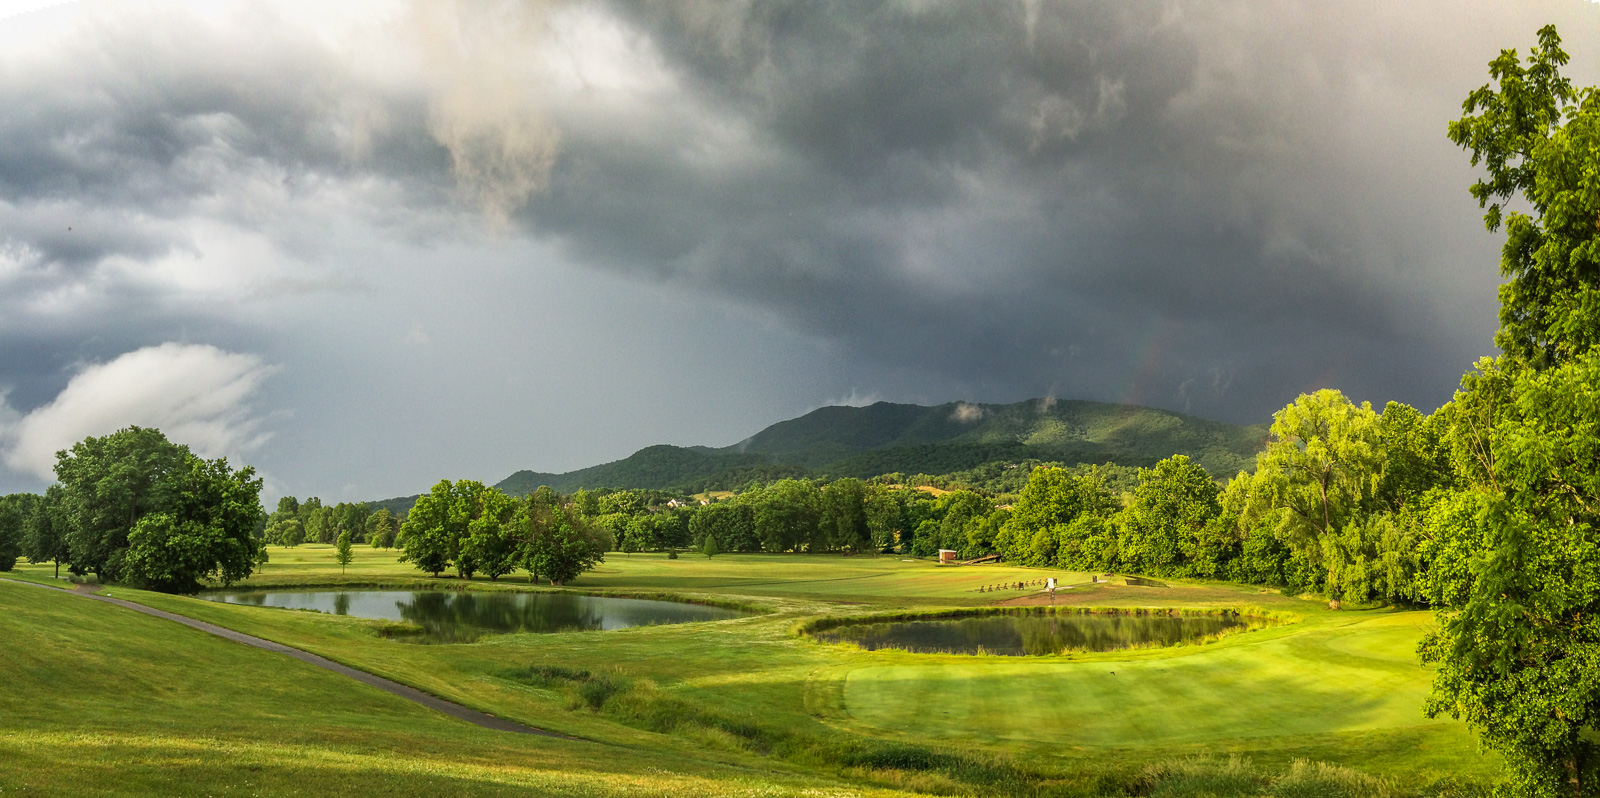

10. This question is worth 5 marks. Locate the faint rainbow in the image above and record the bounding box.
[1114,315,1173,408]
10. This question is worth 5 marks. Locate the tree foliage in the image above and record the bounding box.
[54,426,190,581]
[517,500,608,585]
[460,488,518,581]
[22,485,68,577]
[1118,455,1226,577]
[1420,354,1600,797]
[116,453,264,594]
[1448,25,1600,369]
[995,467,1117,567]
[819,478,872,553]
[1420,27,1600,797]
[334,530,354,574]
[753,479,821,552]
[0,493,27,572]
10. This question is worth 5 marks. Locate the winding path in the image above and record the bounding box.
[5,577,578,740]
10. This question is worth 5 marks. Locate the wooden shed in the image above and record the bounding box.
[938,549,958,564]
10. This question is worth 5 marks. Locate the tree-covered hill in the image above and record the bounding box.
[725,399,1266,479]
[495,445,775,496]
[466,398,1266,502]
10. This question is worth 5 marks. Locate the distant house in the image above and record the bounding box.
[666,499,684,508]
[938,549,958,564]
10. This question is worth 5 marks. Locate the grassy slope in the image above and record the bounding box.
[4,549,1500,793]
[0,578,933,797]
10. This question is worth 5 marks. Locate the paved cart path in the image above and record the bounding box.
[6,577,579,740]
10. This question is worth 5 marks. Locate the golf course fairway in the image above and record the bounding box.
[831,612,1449,746]
[2,550,1504,794]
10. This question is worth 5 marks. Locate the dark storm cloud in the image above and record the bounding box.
[495,0,1551,420]
[1,0,1595,494]
[0,7,454,415]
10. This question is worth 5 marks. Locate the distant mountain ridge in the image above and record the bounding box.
[488,398,1267,498]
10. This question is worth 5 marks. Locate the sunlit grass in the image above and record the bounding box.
[4,549,1501,794]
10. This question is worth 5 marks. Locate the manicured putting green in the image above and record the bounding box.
[837,613,1455,747]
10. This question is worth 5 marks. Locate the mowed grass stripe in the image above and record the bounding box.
[838,613,1455,747]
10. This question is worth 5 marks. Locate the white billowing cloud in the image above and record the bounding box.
[950,402,986,424]
[2,343,277,479]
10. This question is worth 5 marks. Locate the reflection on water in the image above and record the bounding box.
[204,589,748,643]
[813,611,1260,656]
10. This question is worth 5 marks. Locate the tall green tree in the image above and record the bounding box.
[1253,390,1382,548]
[305,505,335,545]
[1422,354,1600,797]
[0,493,28,571]
[333,502,370,544]
[1422,27,1600,798]
[367,508,398,549]
[460,488,518,580]
[862,485,904,551]
[965,507,1010,558]
[119,454,265,594]
[277,518,306,547]
[995,467,1116,566]
[334,530,353,574]
[753,479,820,553]
[23,485,69,578]
[1118,455,1225,577]
[398,480,466,577]
[819,478,871,553]
[517,500,608,585]
[54,426,189,581]
[932,490,991,558]
[1447,25,1600,370]
[691,501,758,552]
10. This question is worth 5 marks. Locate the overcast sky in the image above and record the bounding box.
[0,0,1596,502]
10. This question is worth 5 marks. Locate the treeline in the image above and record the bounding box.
[261,497,399,549]
[572,480,997,558]
[394,480,609,584]
[877,461,1141,503]
[0,426,264,593]
[560,391,1454,608]
[992,393,1448,605]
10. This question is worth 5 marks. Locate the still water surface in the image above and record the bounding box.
[813,612,1255,656]
[202,589,749,642]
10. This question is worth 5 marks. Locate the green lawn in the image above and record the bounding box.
[1,549,1503,795]
[840,612,1438,744]
[0,578,934,797]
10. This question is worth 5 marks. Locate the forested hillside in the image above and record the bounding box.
[479,398,1265,502]
[728,399,1264,478]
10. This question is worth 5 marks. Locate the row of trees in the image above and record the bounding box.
[988,393,1448,605]
[577,479,1007,558]
[0,426,265,593]
[396,481,609,584]
[262,496,398,549]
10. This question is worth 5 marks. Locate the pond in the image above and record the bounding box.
[811,611,1262,656]
[202,589,751,642]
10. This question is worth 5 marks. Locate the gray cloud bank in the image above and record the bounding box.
[1,0,1596,498]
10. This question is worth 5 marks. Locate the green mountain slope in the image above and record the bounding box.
[729,399,1266,479]
[495,445,775,496]
[375,398,1268,510]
